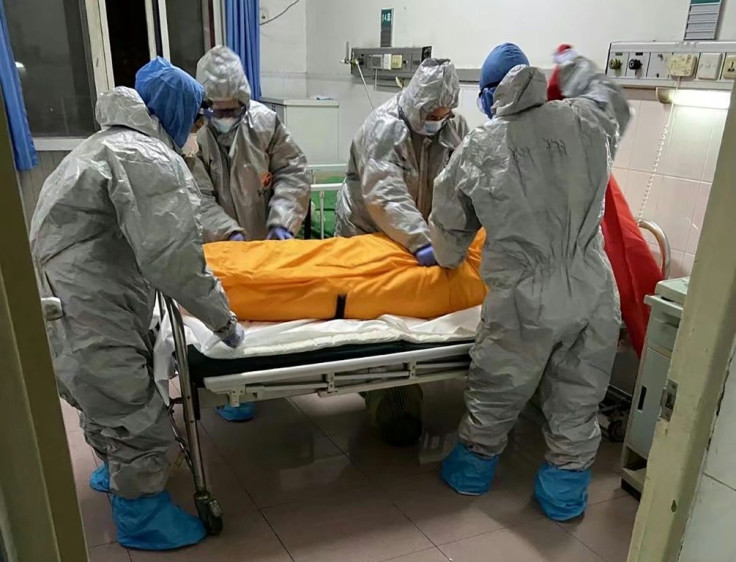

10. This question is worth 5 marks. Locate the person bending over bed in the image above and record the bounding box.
[429,44,630,521]
[30,58,244,551]
[186,46,312,422]
[334,57,469,267]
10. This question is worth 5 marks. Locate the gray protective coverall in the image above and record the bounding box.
[335,58,469,253]
[190,46,311,241]
[430,58,631,470]
[30,87,237,498]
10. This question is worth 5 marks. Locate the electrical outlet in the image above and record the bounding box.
[723,54,736,80]
[697,53,724,80]
[668,54,699,78]
[646,53,671,79]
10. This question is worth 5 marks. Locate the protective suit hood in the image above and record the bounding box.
[197,46,252,107]
[96,87,173,148]
[493,65,547,117]
[134,57,204,148]
[398,58,459,133]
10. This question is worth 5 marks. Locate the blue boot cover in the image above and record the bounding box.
[441,442,500,496]
[215,402,255,422]
[112,491,206,550]
[534,462,591,521]
[89,463,111,493]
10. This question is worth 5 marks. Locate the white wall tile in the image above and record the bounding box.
[686,183,712,256]
[703,354,736,490]
[611,168,630,196]
[669,251,687,279]
[680,475,736,562]
[614,99,641,170]
[629,101,672,173]
[660,106,716,181]
[625,171,662,221]
[682,253,696,276]
[652,176,700,253]
[703,110,728,183]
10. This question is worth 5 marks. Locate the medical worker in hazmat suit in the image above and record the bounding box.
[30,57,244,550]
[189,45,310,245]
[430,44,630,521]
[335,57,469,267]
[187,45,311,422]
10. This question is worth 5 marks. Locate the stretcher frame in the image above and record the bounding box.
[163,296,472,535]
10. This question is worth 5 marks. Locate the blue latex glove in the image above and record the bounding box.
[216,402,255,422]
[414,245,437,267]
[441,442,500,496]
[534,462,591,521]
[89,463,110,493]
[228,232,246,241]
[221,323,245,349]
[112,491,206,550]
[267,227,293,240]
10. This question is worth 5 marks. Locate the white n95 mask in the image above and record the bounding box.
[423,119,446,136]
[211,116,239,135]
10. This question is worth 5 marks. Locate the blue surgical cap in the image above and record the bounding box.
[135,57,204,148]
[479,43,529,90]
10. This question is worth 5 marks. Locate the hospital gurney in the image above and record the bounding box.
[160,296,474,535]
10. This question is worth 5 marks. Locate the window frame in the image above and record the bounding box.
[34,0,223,150]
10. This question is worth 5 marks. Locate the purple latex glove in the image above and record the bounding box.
[228,232,246,242]
[267,227,294,241]
[414,245,437,267]
[221,323,245,349]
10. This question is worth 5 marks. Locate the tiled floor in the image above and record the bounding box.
[62,380,639,562]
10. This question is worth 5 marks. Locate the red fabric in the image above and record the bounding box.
[547,63,663,356]
[601,178,664,355]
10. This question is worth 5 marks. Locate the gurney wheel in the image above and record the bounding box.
[608,419,626,443]
[195,494,223,536]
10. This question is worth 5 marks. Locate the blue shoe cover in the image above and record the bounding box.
[441,443,500,496]
[112,491,206,550]
[89,463,110,493]
[535,462,591,521]
[215,402,255,422]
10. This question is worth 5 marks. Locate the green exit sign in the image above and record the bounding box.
[381,8,393,47]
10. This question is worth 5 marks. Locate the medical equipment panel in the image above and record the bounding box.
[607,41,736,90]
[350,46,432,83]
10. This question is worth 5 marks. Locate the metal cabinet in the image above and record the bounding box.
[621,277,689,495]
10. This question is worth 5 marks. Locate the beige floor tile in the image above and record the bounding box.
[128,512,291,562]
[386,548,449,561]
[66,431,117,547]
[440,519,604,562]
[165,428,257,517]
[558,496,639,562]
[88,542,131,562]
[385,453,542,545]
[61,399,81,433]
[290,393,369,438]
[263,486,432,562]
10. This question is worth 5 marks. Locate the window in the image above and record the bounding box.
[5,0,96,137]
[5,0,220,139]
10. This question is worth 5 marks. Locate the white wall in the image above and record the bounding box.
[305,0,702,76]
[613,100,725,278]
[260,0,308,97]
[297,0,736,277]
[678,341,736,561]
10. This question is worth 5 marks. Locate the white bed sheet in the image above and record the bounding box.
[153,306,481,401]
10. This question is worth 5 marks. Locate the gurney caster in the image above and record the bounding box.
[195,493,223,536]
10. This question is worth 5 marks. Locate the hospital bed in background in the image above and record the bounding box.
[159,295,476,535]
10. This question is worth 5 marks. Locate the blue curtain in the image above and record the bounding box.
[0,0,36,170]
[225,0,262,101]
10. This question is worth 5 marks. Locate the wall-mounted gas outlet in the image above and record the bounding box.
[723,54,736,79]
